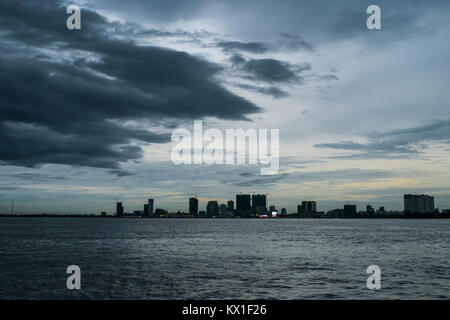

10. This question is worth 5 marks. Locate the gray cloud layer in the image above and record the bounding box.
[315,119,450,158]
[0,0,261,172]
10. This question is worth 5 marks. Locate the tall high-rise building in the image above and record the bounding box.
[227,200,234,211]
[301,201,317,213]
[297,205,302,216]
[252,194,267,210]
[144,203,149,216]
[189,197,199,215]
[148,199,154,216]
[206,201,219,217]
[219,204,227,215]
[116,202,124,217]
[404,194,434,214]
[343,204,357,216]
[236,194,251,214]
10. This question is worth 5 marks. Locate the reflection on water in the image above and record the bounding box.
[0,218,449,299]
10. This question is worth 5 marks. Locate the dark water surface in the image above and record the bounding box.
[0,218,449,299]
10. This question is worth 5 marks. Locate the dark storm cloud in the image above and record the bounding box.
[237,84,289,99]
[238,172,255,177]
[0,0,261,172]
[0,186,19,191]
[108,169,136,177]
[0,120,147,169]
[230,55,246,65]
[318,74,339,81]
[315,119,450,158]
[241,59,310,84]
[276,33,315,52]
[218,34,313,55]
[4,173,67,182]
[218,41,269,54]
[85,0,450,46]
[90,0,210,23]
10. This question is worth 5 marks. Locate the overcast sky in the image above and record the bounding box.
[1,0,450,214]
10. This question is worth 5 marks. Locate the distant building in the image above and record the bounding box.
[252,194,267,211]
[155,208,167,216]
[366,205,375,214]
[116,202,124,217]
[144,204,149,216]
[227,200,234,211]
[222,210,234,218]
[301,201,317,213]
[236,194,251,214]
[281,208,287,216]
[297,205,302,216]
[206,201,219,217]
[219,204,227,215]
[100,211,107,217]
[148,199,154,216]
[404,194,434,214]
[343,204,357,216]
[189,197,199,215]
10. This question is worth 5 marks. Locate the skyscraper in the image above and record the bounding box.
[404,194,434,214]
[252,194,267,210]
[148,199,154,216]
[116,202,124,217]
[301,201,317,214]
[236,194,251,214]
[206,201,219,217]
[219,204,227,215]
[189,197,199,215]
[343,204,357,216]
[297,205,302,217]
[144,203,149,216]
[227,200,234,211]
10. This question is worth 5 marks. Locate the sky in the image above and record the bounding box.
[0,0,450,214]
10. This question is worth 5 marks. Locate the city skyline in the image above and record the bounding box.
[110,193,447,217]
[4,192,445,217]
[1,0,450,214]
